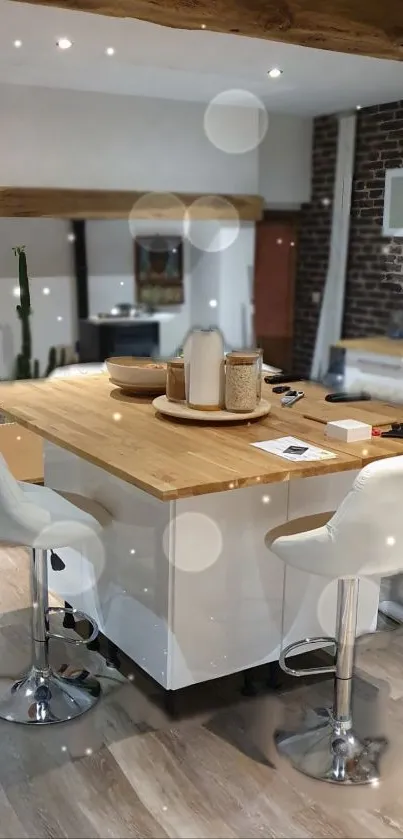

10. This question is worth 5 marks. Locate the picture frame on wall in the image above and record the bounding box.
[134,235,184,306]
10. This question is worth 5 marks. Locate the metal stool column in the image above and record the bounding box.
[275,575,387,784]
[0,548,100,725]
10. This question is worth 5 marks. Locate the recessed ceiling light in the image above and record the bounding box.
[268,67,283,79]
[42,287,50,296]
[57,315,63,321]
[209,299,218,308]
[13,40,22,48]
[105,46,115,56]
[356,105,362,110]
[57,38,72,50]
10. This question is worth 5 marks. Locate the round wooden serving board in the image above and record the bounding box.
[152,395,271,423]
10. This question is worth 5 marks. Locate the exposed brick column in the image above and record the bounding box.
[293,115,338,377]
[343,102,403,338]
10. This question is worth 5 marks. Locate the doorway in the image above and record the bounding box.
[254,214,298,371]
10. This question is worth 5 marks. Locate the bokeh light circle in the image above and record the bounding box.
[128,192,186,248]
[317,577,380,637]
[184,196,239,252]
[163,512,223,572]
[204,89,269,154]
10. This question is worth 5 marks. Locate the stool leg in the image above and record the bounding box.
[0,548,101,725]
[274,576,388,784]
[31,548,50,674]
[333,578,358,729]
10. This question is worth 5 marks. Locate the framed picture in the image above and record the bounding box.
[134,235,184,306]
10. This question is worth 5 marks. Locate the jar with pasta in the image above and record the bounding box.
[225,351,259,413]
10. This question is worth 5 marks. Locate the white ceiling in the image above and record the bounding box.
[2,0,403,115]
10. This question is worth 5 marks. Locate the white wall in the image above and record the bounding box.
[0,84,258,194]
[0,85,313,369]
[258,114,313,207]
[0,218,75,378]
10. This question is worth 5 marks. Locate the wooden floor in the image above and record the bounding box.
[2,548,403,837]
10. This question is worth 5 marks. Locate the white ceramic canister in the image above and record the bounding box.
[184,328,224,410]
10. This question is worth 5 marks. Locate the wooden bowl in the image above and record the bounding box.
[106,357,167,389]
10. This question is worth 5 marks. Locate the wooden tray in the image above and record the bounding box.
[152,395,271,422]
[109,377,165,395]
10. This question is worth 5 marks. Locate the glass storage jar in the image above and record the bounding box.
[225,351,259,413]
[166,358,185,402]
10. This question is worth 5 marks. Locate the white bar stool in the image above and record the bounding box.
[265,456,403,785]
[0,453,109,725]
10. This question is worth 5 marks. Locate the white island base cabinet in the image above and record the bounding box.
[45,443,379,691]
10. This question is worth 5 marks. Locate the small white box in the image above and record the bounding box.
[325,419,372,442]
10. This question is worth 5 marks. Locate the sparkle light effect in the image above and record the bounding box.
[268,67,283,79]
[57,38,72,50]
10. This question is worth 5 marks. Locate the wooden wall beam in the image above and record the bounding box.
[11,0,403,61]
[0,188,263,221]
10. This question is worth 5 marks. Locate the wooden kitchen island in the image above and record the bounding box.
[1,375,403,691]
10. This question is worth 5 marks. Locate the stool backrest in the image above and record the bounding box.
[0,454,50,544]
[328,454,403,577]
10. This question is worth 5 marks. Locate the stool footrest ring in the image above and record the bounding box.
[280,636,336,677]
[46,607,98,646]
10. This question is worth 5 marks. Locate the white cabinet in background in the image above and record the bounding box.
[344,349,403,402]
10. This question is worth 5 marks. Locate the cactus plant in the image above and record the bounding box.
[45,347,57,378]
[13,246,40,380]
[13,247,68,380]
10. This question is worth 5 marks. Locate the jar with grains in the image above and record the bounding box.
[225,351,259,413]
[166,358,185,402]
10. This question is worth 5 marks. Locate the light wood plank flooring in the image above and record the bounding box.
[1,546,403,838]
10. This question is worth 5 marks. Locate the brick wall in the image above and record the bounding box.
[344,102,403,337]
[293,116,338,376]
[293,102,403,378]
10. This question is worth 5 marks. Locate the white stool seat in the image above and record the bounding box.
[267,457,403,580]
[265,456,403,785]
[0,462,103,550]
[13,482,103,549]
[0,453,107,724]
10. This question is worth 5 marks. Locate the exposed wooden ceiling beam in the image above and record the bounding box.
[0,187,263,221]
[10,0,403,60]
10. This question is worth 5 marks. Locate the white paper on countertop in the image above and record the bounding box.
[251,436,337,462]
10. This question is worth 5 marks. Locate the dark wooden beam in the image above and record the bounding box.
[10,0,403,60]
[0,188,263,221]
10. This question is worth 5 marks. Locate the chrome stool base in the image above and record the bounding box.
[275,707,388,785]
[0,665,101,725]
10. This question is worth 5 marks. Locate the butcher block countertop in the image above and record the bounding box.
[336,336,403,357]
[1,375,403,500]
